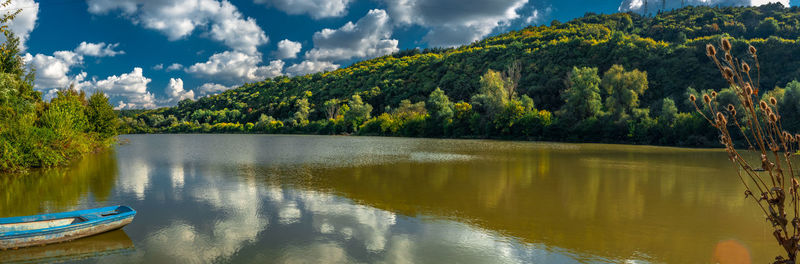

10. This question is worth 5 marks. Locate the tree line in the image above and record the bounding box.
[122,4,800,147]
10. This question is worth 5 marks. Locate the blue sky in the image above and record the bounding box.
[6,0,792,109]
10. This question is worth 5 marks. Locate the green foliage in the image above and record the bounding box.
[0,15,118,171]
[601,64,648,122]
[659,98,678,125]
[122,5,800,146]
[560,67,603,122]
[344,95,372,132]
[86,91,118,139]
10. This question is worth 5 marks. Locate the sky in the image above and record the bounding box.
[4,0,793,109]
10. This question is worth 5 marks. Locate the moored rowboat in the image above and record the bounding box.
[0,206,136,250]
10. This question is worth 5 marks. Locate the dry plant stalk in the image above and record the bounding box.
[696,38,800,263]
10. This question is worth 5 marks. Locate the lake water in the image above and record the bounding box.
[0,134,780,263]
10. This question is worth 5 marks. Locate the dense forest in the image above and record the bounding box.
[123,3,800,147]
[0,9,118,172]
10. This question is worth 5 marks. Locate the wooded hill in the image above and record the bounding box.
[123,3,800,147]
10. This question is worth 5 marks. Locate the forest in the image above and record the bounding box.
[121,3,800,147]
[0,16,118,172]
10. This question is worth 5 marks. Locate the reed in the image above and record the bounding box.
[696,39,799,263]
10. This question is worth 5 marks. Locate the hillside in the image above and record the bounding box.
[122,3,800,146]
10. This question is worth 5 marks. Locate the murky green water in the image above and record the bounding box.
[0,134,780,263]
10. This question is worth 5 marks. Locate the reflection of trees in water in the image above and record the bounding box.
[0,150,118,217]
[284,147,781,262]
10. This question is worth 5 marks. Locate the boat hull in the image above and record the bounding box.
[0,206,136,250]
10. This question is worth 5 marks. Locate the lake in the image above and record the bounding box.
[0,134,779,263]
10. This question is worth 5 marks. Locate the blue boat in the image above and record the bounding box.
[0,206,136,250]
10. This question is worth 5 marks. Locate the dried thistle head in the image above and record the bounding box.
[795,134,800,142]
[721,38,732,52]
[706,44,717,57]
[749,45,757,55]
[725,53,732,62]
[744,83,753,95]
[723,67,734,79]
[770,96,778,106]
[716,112,728,125]
[727,104,735,112]
[689,94,696,102]
[770,112,778,123]
[760,100,768,110]
[742,62,750,72]
[703,94,712,104]
[711,91,718,98]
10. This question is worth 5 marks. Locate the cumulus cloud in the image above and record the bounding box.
[23,44,156,109]
[618,0,788,13]
[253,0,353,19]
[167,63,184,71]
[153,64,164,70]
[187,51,284,82]
[166,78,196,102]
[285,60,339,76]
[305,9,398,61]
[23,51,83,89]
[90,67,156,109]
[382,0,527,47]
[22,41,128,90]
[274,39,302,59]
[75,42,124,57]
[197,82,235,95]
[2,0,39,50]
[86,0,267,54]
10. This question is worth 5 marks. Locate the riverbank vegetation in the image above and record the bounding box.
[0,5,118,172]
[123,3,800,147]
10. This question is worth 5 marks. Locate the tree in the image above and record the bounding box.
[472,69,508,117]
[426,88,454,124]
[559,67,603,122]
[757,17,780,37]
[323,98,342,120]
[659,98,677,125]
[601,64,648,122]
[344,94,372,132]
[293,97,311,126]
[86,91,118,139]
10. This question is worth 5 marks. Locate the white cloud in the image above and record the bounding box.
[22,41,128,90]
[382,0,527,47]
[86,0,267,54]
[285,60,339,76]
[256,60,285,79]
[167,63,184,71]
[274,39,302,59]
[23,51,82,89]
[153,64,164,70]
[526,6,551,25]
[89,67,156,109]
[304,9,398,61]
[75,41,124,57]
[166,78,196,101]
[187,51,284,82]
[197,82,235,95]
[253,0,353,19]
[618,0,788,13]
[2,0,39,50]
